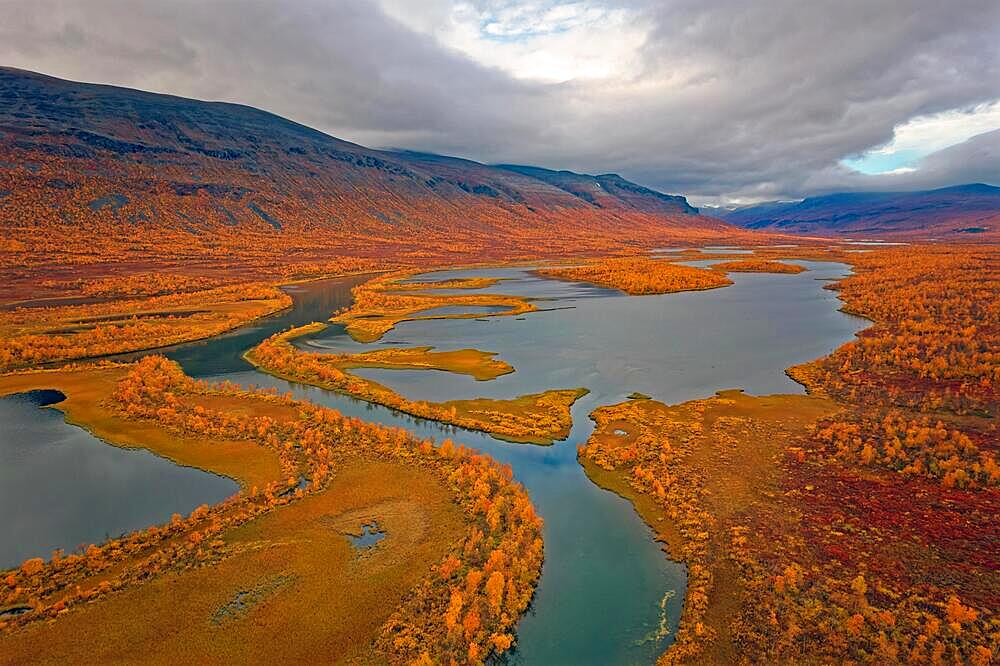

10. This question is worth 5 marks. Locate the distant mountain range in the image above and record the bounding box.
[0,66,732,291]
[718,184,1000,237]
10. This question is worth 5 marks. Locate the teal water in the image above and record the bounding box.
[0,390,237,568]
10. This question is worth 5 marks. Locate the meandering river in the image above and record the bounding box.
[1,259,865,663]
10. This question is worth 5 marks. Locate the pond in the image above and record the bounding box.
[0,390,238,569]
[164,260,863,664]
[347,522,386,550]
[0,276,375,569]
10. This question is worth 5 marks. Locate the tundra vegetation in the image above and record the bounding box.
[0,283,292,371]
[709,259,806,274]
[578,243,998,664]
[0,242,996,664]
[246,323,585,445]
[331,271,534,343]
[0,358,543,664]
[3,68,995,664]
[537,257,733,295]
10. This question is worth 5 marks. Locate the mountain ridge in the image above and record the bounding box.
[0,66,703,218]
[719,184,1000,236]
[0,66,742,300]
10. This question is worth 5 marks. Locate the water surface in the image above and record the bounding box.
[4,262,863,664]
[0,390,237,568]
[170,261,863,664]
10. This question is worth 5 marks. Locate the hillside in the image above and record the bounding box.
[0,67,738,301]
[719,184,1000,238]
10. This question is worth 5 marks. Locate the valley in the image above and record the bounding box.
[1,62,997,665]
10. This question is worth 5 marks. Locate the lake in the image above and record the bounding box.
[0,390,237,568]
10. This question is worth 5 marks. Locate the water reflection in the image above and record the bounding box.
[0,390,237,568]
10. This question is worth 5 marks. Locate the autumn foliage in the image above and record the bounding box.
[0,356,544,663]
[538,257,733,295]
[793,245,999,416]
[577,243,999,665]
[331,271,534,343]
[0,283,290,371]
[247,323,584,444]
[711,259,805,274]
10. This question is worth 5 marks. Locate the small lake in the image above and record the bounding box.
[0,390,237,568]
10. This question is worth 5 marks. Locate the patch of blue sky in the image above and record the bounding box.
[841,149,922,175]
[842,101,1000,175]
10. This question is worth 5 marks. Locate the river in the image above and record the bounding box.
[1,259,864,664]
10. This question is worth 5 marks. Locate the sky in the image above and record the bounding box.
[0,0,998,206]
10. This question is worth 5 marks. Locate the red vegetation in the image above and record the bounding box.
[793,245,1000,416]
[578,243,1000,664]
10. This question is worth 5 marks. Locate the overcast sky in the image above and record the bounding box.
[1,0,998,205]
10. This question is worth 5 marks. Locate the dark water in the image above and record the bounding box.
[0,390,237,568]
[347,522,386,549]
[0,276,372,569]
[149,274,373,375]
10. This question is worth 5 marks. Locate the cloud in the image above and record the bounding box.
[869,128,1000,191]
[842,102,1000,174]
[0,0,997,203]
[376,1,649,82]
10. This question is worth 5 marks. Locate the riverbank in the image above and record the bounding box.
[579,390,836,663]
[245,323,586,445]
[0,358,544,664]
[573,243,999,664]
[580,386,996,664]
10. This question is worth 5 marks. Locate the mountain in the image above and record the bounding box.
[492,164,699,215]
[719,184,1000,237]
[0,67,737,298]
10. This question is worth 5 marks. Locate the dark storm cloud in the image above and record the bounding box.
[0,0,997,203]
[0,0,552,150]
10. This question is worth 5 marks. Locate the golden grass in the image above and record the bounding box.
[331,272,534,343]
[579,390,837,664]
[0,367,283,489]
[0,284,291,371]
[336,345,514,381]
[442,389,589,444]
[711,260,806,274]
[385,276,502,292]
[0,363,506,663]
[246,323,586,445]
[0,460,464,664]
[537,257,733,295]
